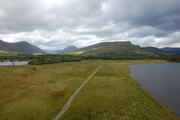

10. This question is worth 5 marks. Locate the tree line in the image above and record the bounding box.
[167,55,180,62]
[0,54,179,65]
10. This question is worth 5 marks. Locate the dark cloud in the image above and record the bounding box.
[0,0,180,50]
[104,0,180,30]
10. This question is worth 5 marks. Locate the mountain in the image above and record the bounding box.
[0,40,46,54]
[61,45,78,53]
[161,47,180,54]
[69,41,158,56]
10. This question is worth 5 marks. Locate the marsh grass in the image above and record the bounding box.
[0,60,178,120]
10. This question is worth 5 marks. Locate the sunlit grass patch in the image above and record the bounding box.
[67,51,85,55]
[0,50,7,53]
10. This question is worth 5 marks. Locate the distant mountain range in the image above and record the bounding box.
[0,39,180,56]
[0,40,46,55]
[161,47,180,54]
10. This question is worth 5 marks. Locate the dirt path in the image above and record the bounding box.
[53,66,100,120]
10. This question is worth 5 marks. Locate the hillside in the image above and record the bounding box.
[69,41,165,56]
[0,40,46,55]
[142,47,170,56]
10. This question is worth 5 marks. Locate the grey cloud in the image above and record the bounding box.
[127,26,169,38]
[103,0,180,31]
[0,0,45,33]
[130,32,180,48]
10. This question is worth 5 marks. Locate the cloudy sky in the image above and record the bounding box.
[0,0,180,50]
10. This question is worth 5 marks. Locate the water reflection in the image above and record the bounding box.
[0,61,29,66]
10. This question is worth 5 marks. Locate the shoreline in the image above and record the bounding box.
[128,62,180,118]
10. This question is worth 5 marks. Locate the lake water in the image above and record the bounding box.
[0,61,29,66]
[129,63,180,117]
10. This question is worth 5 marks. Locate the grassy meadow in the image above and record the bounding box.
[0,60,179,120]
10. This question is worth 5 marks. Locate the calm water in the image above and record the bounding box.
[129,63,180,117]
[0,61,29,66]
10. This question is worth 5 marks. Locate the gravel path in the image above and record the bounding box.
[53,66,100,120]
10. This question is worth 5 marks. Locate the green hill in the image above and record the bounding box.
[69,41,161,56]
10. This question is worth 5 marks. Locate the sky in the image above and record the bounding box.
[0,0,180,50]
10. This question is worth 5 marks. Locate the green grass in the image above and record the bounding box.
[0,60,179,120]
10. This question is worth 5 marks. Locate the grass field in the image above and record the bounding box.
[0,60,179,120]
